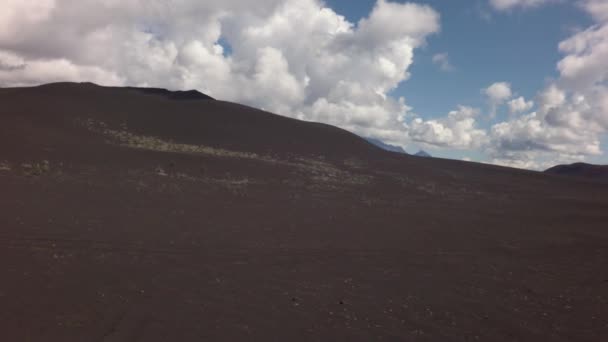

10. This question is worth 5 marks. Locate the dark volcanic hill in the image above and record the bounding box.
[125,86,215,101]
[1,83,608,341]
[545,162,608,181]
[0,82,379,161]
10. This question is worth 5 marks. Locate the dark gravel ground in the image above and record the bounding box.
[1,83,607,341]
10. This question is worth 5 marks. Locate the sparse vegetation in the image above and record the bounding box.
[0,161,11,171]
[295,157,372,186]
[80,118,275,162]
[108,128,269,160]
[173,170,252,196]
[79,118,372,188]
[21,160,51,177]
[155,166,168,177]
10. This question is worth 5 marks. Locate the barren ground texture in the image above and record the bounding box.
[1,83,607,341]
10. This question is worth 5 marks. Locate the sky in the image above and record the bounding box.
[1,0,607,169]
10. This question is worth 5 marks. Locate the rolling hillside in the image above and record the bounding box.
[545,162,608,182]
[1,83,607,341]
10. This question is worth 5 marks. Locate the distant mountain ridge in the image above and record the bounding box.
[415,150,431,158]
[363,138,434,158]
[544,162,608,181]
[364,138,407,154]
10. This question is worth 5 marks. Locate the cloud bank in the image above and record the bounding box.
[0,0,441,147]
[484,0,608,169]
[410,106,488,149]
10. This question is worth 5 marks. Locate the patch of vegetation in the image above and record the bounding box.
[21,160,51,177]
[79,118,372,188]
[79,118,276,162]
[0,161,11,171]
[107,128,273,161]
[343,158,366,169]
[295,158,372,186]
[173,171,251,196]
[155,166,168,177]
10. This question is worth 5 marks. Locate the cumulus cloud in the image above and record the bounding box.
[484,82,512,103]
[488,110,601,168]
[0,49,123,86]
[409,106,488,149]
[580,0,608,22]
[483,82,512,117]
[432,53,453,71]
[487,83,606,169]
[557,23,608,89]
[0,0,440,147]
[485,1,608,169]
[508,96,534,114]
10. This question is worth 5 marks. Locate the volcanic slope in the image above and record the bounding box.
[1,83,607,342]
[545,162,608,182]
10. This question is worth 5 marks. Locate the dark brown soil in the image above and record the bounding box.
[1,83,607,341]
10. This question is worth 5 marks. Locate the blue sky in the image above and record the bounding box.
[325,0,600,162]
[1,0,607,169]
[327,0,589,114]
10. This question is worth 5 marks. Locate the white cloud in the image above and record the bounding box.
[489,0,552,11]
[557,23,608,89]
[0,49,123,86]
[484,82,512,103]
[409,106,488,149]
[508,96,534,114]
[486,83,606,169]
[0,0,440,147]
[581,0,608,22]
[485,2,608,169]
[486,83,606,170]
[432,53,453,71]
[355,0,440,45]
[483,82,512,117]
[0,50,26,71]
[490,111,601,155]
